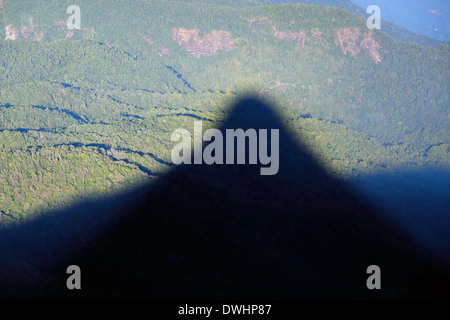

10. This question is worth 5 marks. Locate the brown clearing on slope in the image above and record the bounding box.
[173,28,237,57]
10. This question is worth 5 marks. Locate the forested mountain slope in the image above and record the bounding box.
[0,0,448,223]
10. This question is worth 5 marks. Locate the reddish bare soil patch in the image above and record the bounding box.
[272,26,307,47]
[246,17,271,26]
[361,32,382,63]
[138,33,154,45]
[173,28,237,57]
[311,29,323,41]
[5,25,18,40]
[160,48,172,56]
[335,27,361,56]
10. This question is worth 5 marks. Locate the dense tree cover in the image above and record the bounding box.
[0,0,448,224]
[0,40,190,92]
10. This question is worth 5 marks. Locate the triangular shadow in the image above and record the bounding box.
[1,95,449,299]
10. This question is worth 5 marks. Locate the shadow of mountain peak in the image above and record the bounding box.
[1,95,449,300]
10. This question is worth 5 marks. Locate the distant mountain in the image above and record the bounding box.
[351,0,449,42]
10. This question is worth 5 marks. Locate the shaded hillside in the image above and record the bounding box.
[350,168,450,258]
[1,96,447,299]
